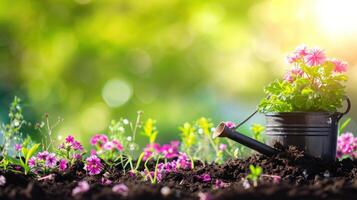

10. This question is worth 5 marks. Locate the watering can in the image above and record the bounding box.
[213,97,351,161]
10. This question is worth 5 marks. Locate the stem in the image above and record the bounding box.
[135,152,145,171]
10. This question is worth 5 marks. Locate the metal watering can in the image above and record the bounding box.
[213,97,351,161]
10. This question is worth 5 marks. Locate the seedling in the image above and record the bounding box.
[250,124,265,142]
[247,165,263,187]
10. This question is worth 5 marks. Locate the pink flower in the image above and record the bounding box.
[74,153,82,160]
[103,141,115,151]
[15,144,22,151]
[283,72,293,83]
[197,174,211,182]
[90,134,108,147]
[65,135,75,144]
[305,48,326,66]
[45,153,57,168]
[59,159,68,171]
[90,149,97,156]
[198,192,212,200]
[72,181,90,196]
[295,44,308,57]
[224,121,236,129]
[37,151,49,160]
[160,141,179,159]
[332,59,347,73]
[214,179,230,189]
[286,53,300,64]
[219,144,227,151]
[0,175,6,186]
[112,140,124,151]
[291,67,304,76]
[337,132,357,159]
[177,152,191,169]
[84,155,103,175]
[72,141,83,151]
[143,143,161,160]
[100,177,112,185]
[112,184,129,196]
[28,157,36,168]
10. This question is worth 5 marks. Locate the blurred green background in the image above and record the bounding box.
[1,0,356,144]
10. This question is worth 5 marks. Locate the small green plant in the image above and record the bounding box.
[247,164,263,187]
[250,124,265,142]
[8,136,40,175]
[142,118,158,145]
[258,45,348,113]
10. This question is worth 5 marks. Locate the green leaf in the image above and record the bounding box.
[25,143,40,165]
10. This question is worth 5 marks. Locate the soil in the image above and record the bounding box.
[1,145,357,200]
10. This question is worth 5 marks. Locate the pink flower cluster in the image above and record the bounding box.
[62,135,84,151]
[285,45,348,82]
[141,152,191,183]
[143,141,180,160]
[90,134,123,152]
[337,133,357,159]
[84,155,103,175]
[29,151,58,170]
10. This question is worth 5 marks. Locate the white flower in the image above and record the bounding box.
[127,136,132,142]
[123,119,129,125]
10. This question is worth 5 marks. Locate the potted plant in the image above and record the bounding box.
[258,45,350,160]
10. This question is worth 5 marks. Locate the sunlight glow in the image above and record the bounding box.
[315,0,357,37]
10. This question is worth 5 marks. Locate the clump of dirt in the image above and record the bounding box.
[1,147,357,200]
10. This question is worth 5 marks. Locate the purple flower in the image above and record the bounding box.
[177,152,191,169]
[28,157,36,168]
[84,155,103,175]
[197,174,211,182]
[59,159,68,171]
[74,153,82,160]
[45,153,57,168]
[15,144,22,151]
[90,134,108,147]
[37,151,49,160]
[65,135,75,144]
[224,121,236,129]
[112,183,129,196]
[72,181,90,196]
[72,141,83,151]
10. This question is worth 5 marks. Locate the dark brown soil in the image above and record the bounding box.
[1,146,357,200]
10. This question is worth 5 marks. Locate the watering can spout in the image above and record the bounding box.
[213,122,280,157]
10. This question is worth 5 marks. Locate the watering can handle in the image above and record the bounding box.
[335,96,351,121]
[234,109,259,129]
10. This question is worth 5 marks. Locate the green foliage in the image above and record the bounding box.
[338,118,351,135]
[258,50,347,113]
[1,97,26,168]
[9,136,40,175]
[180,117,242,164]
[247,164,263,187]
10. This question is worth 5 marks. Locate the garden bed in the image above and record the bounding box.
[1,145,357,200]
